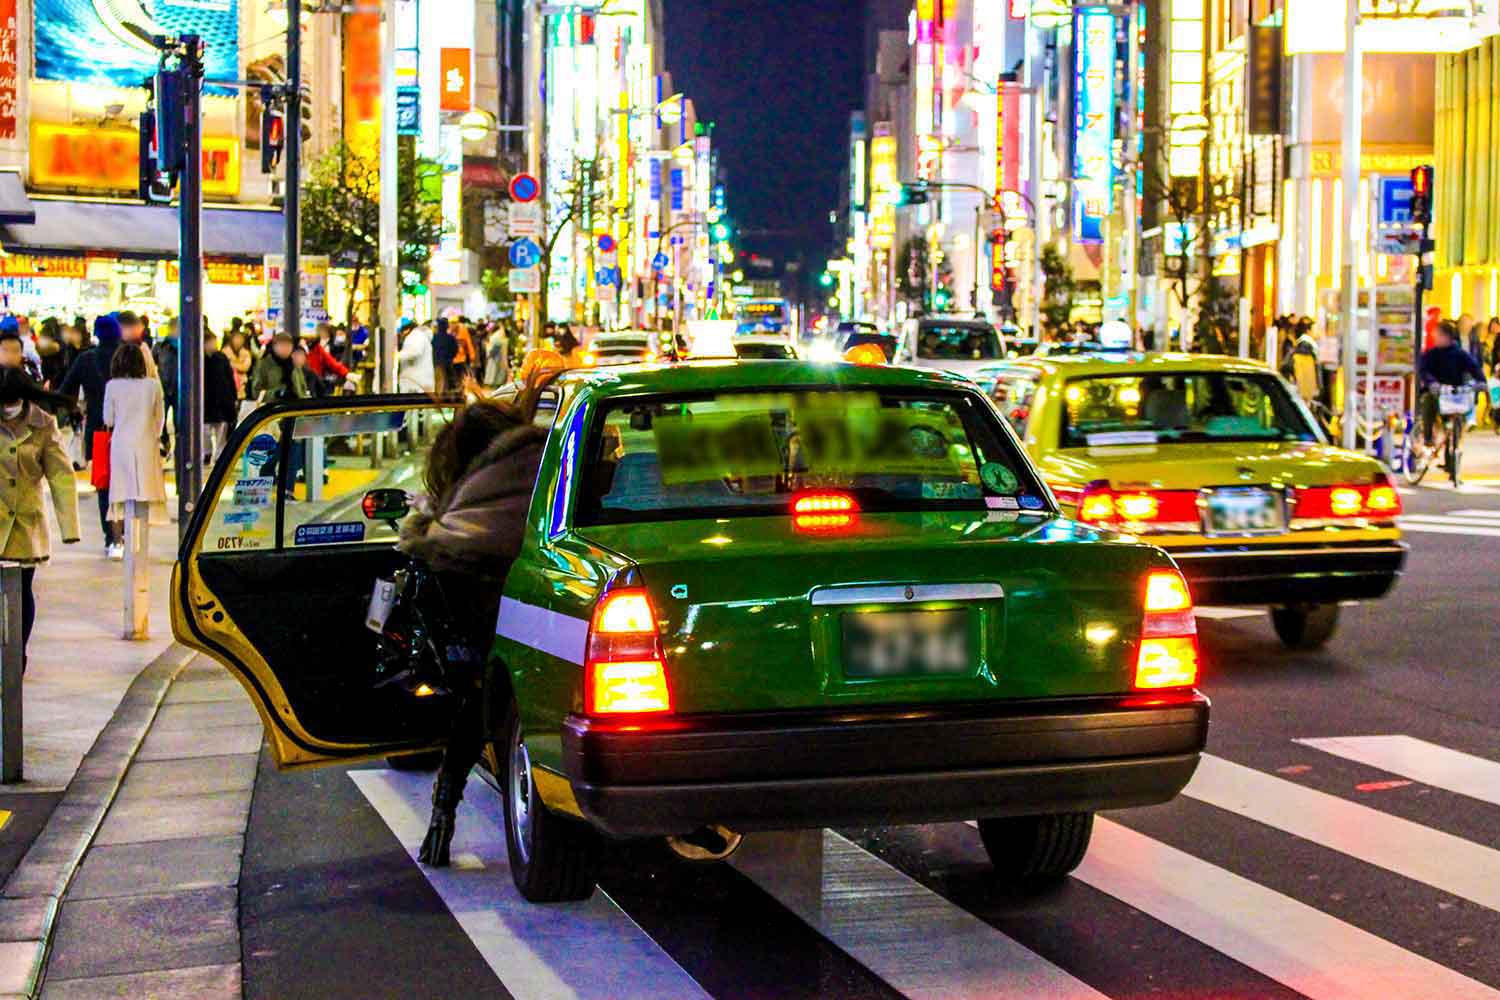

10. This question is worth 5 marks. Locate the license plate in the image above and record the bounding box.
[842,609,972,678]
[1204,488,1283,536]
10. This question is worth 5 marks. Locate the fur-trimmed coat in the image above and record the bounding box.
[396,423,546,581]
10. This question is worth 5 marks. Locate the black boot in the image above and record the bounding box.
[417,769,466,867]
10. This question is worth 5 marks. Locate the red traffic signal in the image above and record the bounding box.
[1410,165,1434,225]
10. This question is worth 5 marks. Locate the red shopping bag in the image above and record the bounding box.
[90,430,111,490]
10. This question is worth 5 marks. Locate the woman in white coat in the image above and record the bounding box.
[102,342,167,553]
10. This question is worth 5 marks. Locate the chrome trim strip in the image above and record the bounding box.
[809,583,1006,606]
[1170,546,1404,559]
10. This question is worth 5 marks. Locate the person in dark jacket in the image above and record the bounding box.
[203,330,239,464]
[430,317,458,393]
[58,316,122,554]
[397,384,550,869]
[1418,320,1487,444]
[153,321,180,456]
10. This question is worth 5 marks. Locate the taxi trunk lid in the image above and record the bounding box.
[577,511,1165,715]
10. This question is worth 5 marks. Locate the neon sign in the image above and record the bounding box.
[1072,7,1115,245]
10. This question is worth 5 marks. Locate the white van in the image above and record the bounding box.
[898,316,1008,379]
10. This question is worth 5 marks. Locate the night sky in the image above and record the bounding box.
[662,0,864,272]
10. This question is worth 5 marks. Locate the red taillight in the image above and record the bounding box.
[1136,569,1199,689]
[1071,484,1200,531]
[585,588,671,715]
[1292,477,1403,521]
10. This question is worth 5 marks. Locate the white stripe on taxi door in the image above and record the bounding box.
[732,830,1108,1000]
[349,769,709,1000]
[1183,754,1500,912]
[1295,735,1500,809]
[496,597,590,665]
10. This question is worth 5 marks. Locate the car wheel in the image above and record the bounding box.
[978,812,1093,884]
[386,750,444,772]
[501,699,600,903]
[1270,603,1340,649]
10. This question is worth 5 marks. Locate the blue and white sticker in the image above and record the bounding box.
[222,511,260,526]
[985,495,1021,510]
[1018,495,1046,511]
[294,522,366,546]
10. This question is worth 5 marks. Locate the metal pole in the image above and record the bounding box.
[973,204,982,313]
[378,0,398,394]
[1024,11,1045,343]
[1122,1,1139,331]
[0,564,21,782]
[178,40,205,534]
[123,500,151,640]
[1339,0,1362,450]
[525,0,543,349]
[285,2,302,342]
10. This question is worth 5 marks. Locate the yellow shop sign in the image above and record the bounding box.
[29,122,240,199]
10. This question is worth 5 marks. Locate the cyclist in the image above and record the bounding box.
[1418,319,1486,446]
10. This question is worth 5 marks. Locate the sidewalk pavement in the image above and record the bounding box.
[1461,428,1500,478]
[22,484,178,792]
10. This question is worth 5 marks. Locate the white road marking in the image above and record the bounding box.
[1194,607,1263,621]
[1397,516,1500,537]
[1071,818,1500,1000]
[1295,735,1500,810]
[1447,509,1500,519]
[1183,754,1500,911]
[732,829,1107,1000]
[349,769,709,1000]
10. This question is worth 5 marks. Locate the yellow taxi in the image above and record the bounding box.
[977,353,1406,649]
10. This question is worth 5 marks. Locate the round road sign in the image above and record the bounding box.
[508,238,542,268]
[509,173,540,203]
[597,234,616,253]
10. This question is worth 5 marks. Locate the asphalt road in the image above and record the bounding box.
[237,482,1500,1000]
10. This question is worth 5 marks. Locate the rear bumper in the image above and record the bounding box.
[561,692,1210,836]
[1168,539,1407,606]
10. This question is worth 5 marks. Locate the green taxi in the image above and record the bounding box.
[980,353,1406,648]
[172,361,1209,902]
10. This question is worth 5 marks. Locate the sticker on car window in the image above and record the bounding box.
[293,522,367,546]
[985,495,1020,510]
[1084,431,1159,447]
[232,477,273,507]
[1018,495,1045,510]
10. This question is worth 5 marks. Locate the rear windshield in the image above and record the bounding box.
[1059,371,1319,448]
[916,324,1003,361]
[578,388,1044,525]
[735,343,796,360]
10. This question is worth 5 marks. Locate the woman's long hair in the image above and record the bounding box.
[422,371,557,503]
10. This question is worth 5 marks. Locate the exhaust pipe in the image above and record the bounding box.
[666,824,743,862]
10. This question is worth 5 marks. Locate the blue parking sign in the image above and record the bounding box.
[652,252,670,271]
[1379,177,1415,225]
[508,238,542,268]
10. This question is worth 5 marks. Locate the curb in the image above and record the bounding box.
[0,645,195,999]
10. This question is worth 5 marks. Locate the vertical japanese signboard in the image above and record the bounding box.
[1072,7,1115,245]
[0,0,15,140]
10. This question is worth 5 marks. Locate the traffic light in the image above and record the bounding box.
[897,182,929,206]
[819,271,835,288]
[152,68,186,173]
[259,86,285,174]
[711,221,731,242]
[1410,165,1434,226]
[933,287,952,310]
[138,109,174,205]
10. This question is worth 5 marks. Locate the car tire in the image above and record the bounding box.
[500,699,600,903]
[978,812,1094,884]
[385,750,444,772]
[1270,603,1340,649]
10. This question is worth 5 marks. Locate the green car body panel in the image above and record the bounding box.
[489,363,1183,784]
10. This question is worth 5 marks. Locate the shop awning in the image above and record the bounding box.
[0,173,35,225]
[0,200,284,260]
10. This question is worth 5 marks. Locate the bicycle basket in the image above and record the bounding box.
[1438,386,1473,416]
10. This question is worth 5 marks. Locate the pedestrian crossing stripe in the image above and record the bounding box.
[1296,735,1500,809]
[1399,508,1500,536]
[352,740,1500,1000]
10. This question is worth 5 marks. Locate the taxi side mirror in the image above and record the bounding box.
[362,489,410,522]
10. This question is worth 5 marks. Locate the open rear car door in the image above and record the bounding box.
[173,396,464,768]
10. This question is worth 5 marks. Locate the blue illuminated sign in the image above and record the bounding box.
[1072,7,1116,246]
[36,0,241,88]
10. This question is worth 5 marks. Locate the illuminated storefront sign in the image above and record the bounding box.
[0,255,85,279]
[167,261,265,285]
[35,0,240,87]
[870,133,898,250]
[439,48,472,112]
[30,123,240,198]
[1072,7,1115,245]
[344,11,382,157]
[1286,0,1478,54]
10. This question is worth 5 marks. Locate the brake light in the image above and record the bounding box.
[585,588,671,715]
[1070,484,1200,531]
[1136,569,1198,690]
[793,492,857,514]
[1292,476,1403,521]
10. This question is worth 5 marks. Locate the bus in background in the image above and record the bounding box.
[735,298,793,337]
